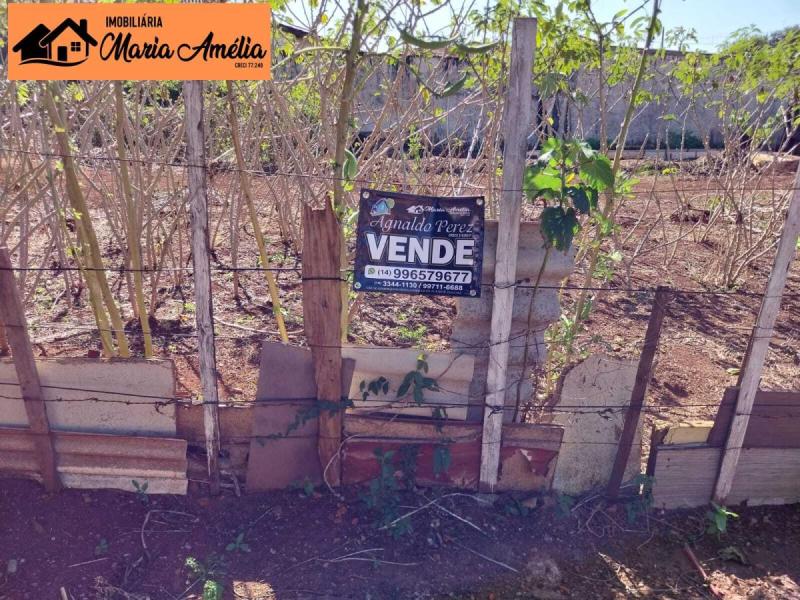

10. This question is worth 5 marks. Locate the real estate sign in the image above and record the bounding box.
[8,3,271,81]
[353,189,485,298]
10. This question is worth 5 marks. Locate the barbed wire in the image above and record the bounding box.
[0,146,798,194]
[2,266,797,298]
[0,380,793,417]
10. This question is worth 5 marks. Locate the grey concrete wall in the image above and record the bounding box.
[351,51,786,152]
[566,55,726,148]
[452,221,574,422]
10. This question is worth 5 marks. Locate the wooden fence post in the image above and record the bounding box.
[302,204,344,486]
[607,286,670,498]
[479,17,537,492]
[0,248,60,492]
[714,162,800,504]
[184,80,221,496]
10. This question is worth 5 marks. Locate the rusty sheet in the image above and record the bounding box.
[342,416,562,492]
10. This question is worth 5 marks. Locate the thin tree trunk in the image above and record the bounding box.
[332,0,367,342]
[567,0,661,358]
[43,84,129,357]
[225,81,289,342]
[115,82,153,357]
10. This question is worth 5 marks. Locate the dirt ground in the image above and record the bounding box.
[1,478,799,599]
[4,162,800,599]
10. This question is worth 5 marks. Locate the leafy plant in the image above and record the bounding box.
[202,581,223,600]
[258,398,354,444]
[624,474,655,524]
[359,376,390,402]
[361,448,411,537]
[706,503,739,537]
[397,354,440,407]
[185,555,226,600]
[225,532,251,554]
[524,137,614,252]
[398,444,420,490]
[397,324,428,344]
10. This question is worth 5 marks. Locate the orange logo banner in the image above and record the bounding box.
[8,3,272,81]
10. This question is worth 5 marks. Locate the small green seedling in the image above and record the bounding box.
[291,477,316,498]
[555,493,575,517]
[706,503,738,537]
[94,538,109,556]
[185,555,225,600]
[719,545,748,565]
[225,532,251,554]
[202,581,222,600]
[131,480,149,505]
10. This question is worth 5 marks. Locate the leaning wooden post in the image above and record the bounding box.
[302,204,344,486]
[714,163,800,504]
[479,17,537,492]
[183,80,221,496]
[0,248,60,492]
[607,286,670,498]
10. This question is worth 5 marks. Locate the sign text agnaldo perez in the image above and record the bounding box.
[8,3,271,81]
[353,189,485,298]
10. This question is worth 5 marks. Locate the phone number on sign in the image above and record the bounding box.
[364,266,472,283]
[367,280,467,292]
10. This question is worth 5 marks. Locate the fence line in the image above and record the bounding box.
[0,379,792,415]
[1,266,797,298]
[1,146,798,195]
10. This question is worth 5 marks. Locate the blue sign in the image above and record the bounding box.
[353,189,485,298]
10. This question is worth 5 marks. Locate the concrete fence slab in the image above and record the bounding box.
[0,358,176,436]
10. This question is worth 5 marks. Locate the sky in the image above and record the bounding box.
[589,0,800,50]
[281,0,800,51]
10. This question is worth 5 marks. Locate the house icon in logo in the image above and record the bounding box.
[12,18,97,66]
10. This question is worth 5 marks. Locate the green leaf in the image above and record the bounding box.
[400,30,458,50]
[413,385,423,405]
[455,40,500,54]
[567,187,590,214]
[523,164,561,199]
[406,65,468,98]
[342,149,358,182]
[541,206,579,251]
[16,83,29,107]
[439,74,468,97]
[580,155,614,190]
[715,512,727,533]
[397,372,414,398]
[421,377,439,390]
